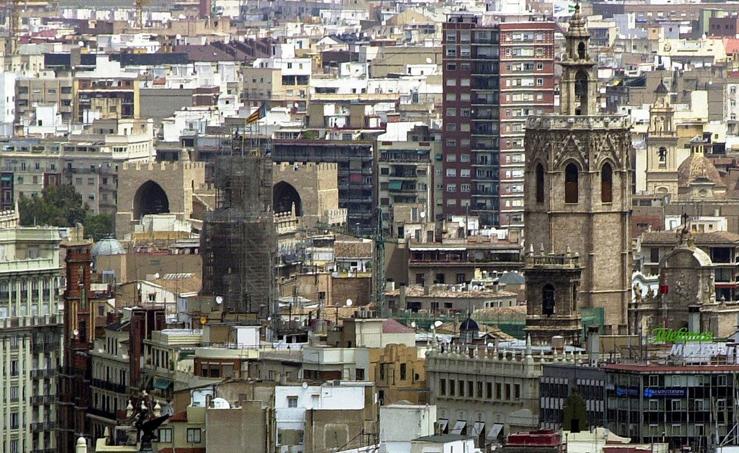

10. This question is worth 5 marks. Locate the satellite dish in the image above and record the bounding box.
[433,320,443,328]
[215,296,223,305]
[302,382,308,389]
[411,321,416,328]
[346,299,353,307]
[211,397,231,409]
[72,329,79,337]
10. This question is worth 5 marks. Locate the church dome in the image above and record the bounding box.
[459,317,479,332]
[91,238,126,257]
[677,151,724,189]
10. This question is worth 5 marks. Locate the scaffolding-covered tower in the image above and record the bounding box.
[200,150,276,318]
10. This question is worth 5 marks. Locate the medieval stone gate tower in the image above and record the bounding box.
[524,4,633,334]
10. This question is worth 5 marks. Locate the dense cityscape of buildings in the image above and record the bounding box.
[8,0,739,452]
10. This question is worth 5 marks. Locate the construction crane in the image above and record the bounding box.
[373,209,387,318]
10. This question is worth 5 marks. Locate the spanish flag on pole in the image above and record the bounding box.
[246,103,267,124]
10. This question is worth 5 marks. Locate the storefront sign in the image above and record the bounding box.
[670,343,736,363]
[643,387,686,398]
[615,386,639,398]
[652,327,713,344]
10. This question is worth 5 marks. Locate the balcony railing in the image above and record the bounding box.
[91,378,128,394]
[87,406,117,421]
[31,395,53,405]
[31,369,55,380]
[31,421,55,432]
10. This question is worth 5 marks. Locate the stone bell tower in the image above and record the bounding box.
[558,2,598,116]
[645,81,679,196]
[524,2,633,335]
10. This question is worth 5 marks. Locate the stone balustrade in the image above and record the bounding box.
[526,114,631,131]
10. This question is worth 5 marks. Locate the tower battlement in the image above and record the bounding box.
[274,162,338,172]
[526,114,631,131]
[121,160,206,172]
[525,252,581,269]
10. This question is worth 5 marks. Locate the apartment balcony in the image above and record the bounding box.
[87,407,117,421]
[31,395,54,406]
[31,368,56,380]
[91,378,128,394]
[346,196,373,204]
[31,421,55,432]
[0,314,59,329]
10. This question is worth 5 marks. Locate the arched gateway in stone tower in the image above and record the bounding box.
[115,156,206,239]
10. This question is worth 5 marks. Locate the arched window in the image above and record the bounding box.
[658,147,667,166]
[565,163,579,203]
[535,163,545,203]
[577,42,586,59]
[543,284,555,316]
[601,163,613,203]
[575,70,589,115]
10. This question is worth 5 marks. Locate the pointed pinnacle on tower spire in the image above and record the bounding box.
[567,1,588,37]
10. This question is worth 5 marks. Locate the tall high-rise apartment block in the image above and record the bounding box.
[442,14,555,227]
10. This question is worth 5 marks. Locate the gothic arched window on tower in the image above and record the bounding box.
[565,163,579,203]
[658,147,667,167]
[575,70,589,116]
[578,42,586,60]
[601,163,613,203]
[543,284,555,316]
[536,163,545,203]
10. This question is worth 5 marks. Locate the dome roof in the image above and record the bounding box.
[91,238,126,256]
[459,317,479,332]
[655,80,668,95]
[677,153,724,189]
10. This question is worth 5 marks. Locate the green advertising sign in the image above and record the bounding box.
[651,328,713,344]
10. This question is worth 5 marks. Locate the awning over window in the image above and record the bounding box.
[470,421,485,437]
[153,377,172,390]
[450,420,467,435]
[487,423,504,441]
[436,419,449,434]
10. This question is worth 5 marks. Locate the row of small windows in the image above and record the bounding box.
[534,162,613,204]
[439,378,521,401]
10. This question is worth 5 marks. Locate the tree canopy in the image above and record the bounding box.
[562,391,588,433]
[18,185,114,241]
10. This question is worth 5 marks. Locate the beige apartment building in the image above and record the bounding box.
[0,211,62,453]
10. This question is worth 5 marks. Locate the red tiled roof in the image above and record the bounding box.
[33,30,58,38]
[725,38,739,55]
[382,318,414,334]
